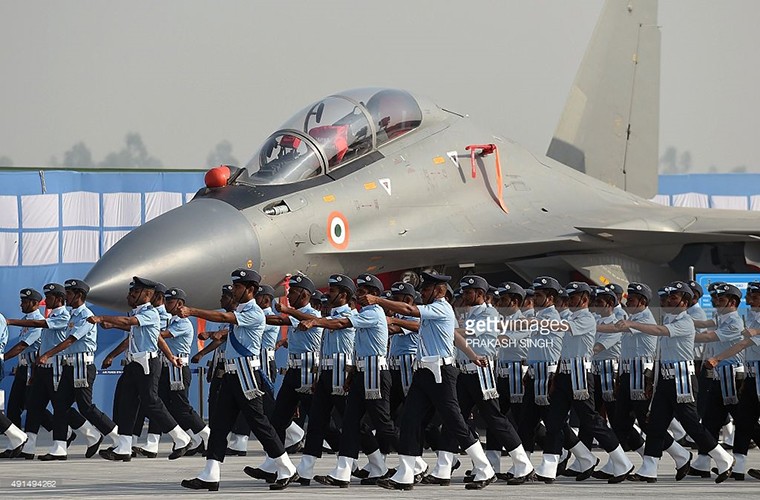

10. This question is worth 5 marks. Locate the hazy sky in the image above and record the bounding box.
[1,0,758,171]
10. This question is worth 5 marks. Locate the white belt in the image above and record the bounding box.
[225,357,261,373]
[457,361,481,374]
[126,351,159,363]
[62,352,95,365]
[355,355,388,371]
[414,355,455,369]
[164,355,189,366]
[321,356,353,368]
[287,352,320,368]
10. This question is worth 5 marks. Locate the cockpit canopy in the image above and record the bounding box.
[242,88,423,185]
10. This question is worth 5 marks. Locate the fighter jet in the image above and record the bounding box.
[86,0,760,310]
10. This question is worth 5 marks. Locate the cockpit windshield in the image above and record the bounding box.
[242,88,422,185]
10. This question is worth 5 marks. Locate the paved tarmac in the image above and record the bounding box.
[1,435,760,498]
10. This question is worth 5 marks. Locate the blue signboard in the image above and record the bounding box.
[696,273,760,314]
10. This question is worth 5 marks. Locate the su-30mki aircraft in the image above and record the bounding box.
[86,0,760,310]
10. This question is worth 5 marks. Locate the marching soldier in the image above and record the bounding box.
[364,272,496,490]
[36,279,120,460]
[286,274,357,485]
[0,410,27,458]
[616,281,734,483]
[7,283,87,459]
[90,277,192,462]
[179,268,297,491]
[307,273,398,487]
[537,282,633,484]
[705,281,760,480]
[1,289,55,455]
[689,283,744,477]
[434,275,534,485]
[245,274,322,483]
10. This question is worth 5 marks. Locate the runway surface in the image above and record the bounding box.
[1,435,759,498]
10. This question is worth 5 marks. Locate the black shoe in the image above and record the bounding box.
[134,446,158,459]
[376,478,413,490]
[185,442,206,457]
[413,466,428,484]
[715,460,735,484]
[168,443,190,460]
[0,440,26,459]
[243,466,277,483]
[360,476,383,485]
[99,448,131,462]
[20,452,35,460]
[592,470,613,480]
[66,431,77,448]
[496,472,514,481]
[561,466,580,477]
[296,477,311,486]
[180,478,219,491]
[676,452,692,481]
[534,473,555,484]
[462,471,474,483]
[351,468,370,479]
[420,475,450,485]
[85,435,104,459]
[465,474,495,490]
[576,458,600,481]
[747,468,760,480]
[608,465,634,484]
[557,455,570,476]
[270,473,299,490]
[313,474,350,488]
[225,448,247,457]
[627,473,657,483]
[711,466,744,481]
[507,470,535,485]
[285,440,303,454]
[687,466,711,478]
[38,453,67,461]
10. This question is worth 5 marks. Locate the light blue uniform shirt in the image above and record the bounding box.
[64,304,97,354]
[19,309,44,358]
[129,303,161,354]
[710,310,744,367]
[497,309,529,362]
[688,303,709,358]
[417,298,456,359]
[0,314,7,355]
[659,310,695,362]
[156,304,172,330]
[527,306,563,363]
[613,304,628,321]
[40,306,71,354]
[560,308,596,360]
[620,308,658,360]
[593,313,621,361]
[389,314,419,356]
[260,307,280,350]
[320,304,355,357]
[227,298,265,359]
[745,310,760,362]
[351,304,388,358]
[458,303,499,359]
[559,308,572,321]
[164,315,194,356]
[287,304,323,355]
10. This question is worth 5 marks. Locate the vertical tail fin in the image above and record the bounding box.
[547,0,660,198]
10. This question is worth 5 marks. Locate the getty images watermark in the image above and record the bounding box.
[461,316,567,349]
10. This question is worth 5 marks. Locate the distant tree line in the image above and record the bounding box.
[659,146,749,174]
[0,134,239,169]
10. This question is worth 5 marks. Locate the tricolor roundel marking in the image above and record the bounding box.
[327,211,350,250]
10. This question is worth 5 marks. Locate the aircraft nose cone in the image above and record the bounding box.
[86,198,260,310]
